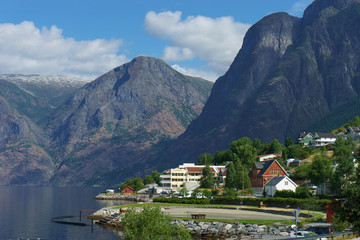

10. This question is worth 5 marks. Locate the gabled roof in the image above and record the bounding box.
[314,132,336,138]
[349,126,360,132]
[250,159,288,177]
[265,176,297,187]
[298,132,313,138]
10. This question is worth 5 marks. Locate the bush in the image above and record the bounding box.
[274,190,296,198]
[123,206,191,239]
[211,189,220,196]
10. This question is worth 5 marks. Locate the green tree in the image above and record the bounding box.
[252,138,262,153]
[200,164,214,188]
[198,153,214,165]
[119,177,145,191]
[285,137,293,147]
[268,139,283,154]
[123,206,192,240]
[291,164,310,181]
[335,159,360,235]
[225,162,236,188]
[151,171,162,185]
[230,143,257,169]
[143,175,154,185]
[191,189,202,198]
[309,155,333,195]
[179,188,189,197]
[286,145,301,158]
[234,160,251,190]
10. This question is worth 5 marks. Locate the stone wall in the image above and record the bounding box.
[171,219,294,239]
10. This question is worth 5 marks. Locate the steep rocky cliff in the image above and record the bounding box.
[45,56,212,185]
[0,80,54,185]
[153,0,360,169]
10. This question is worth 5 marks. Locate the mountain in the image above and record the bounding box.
[45,56,213,185]
[0,80,54,185]
[0,74,87,110]
[152,0,360,169]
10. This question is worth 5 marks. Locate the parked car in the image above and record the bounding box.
[289,231,314,238]
[306,226,333,235]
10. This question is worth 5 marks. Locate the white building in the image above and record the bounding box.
[310,133,336,147]
[160,163,226,192]
[264,176,298,197]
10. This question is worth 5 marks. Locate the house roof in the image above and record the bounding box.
[349,126,360,132]
[265,176,297,187]
[123,186,134,191]
[250,159,288,177]
[315,132,336,138]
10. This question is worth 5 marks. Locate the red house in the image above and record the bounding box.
[249,159,288,194]
[122,186,134,194]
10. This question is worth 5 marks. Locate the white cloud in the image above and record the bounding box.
[171,64,219,82]
[289,0,314,17]
[0,21,129,80]
[163,46,195,61]
[145,11,251,75]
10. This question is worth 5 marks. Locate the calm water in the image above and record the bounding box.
[0,186,128,240]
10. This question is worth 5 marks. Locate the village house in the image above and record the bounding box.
[341,126,360,141]
[264,176,298,197]
[297,132,314,146]
[249,159,288,195]
[258,153,282,161]
[298,132,336,147]
[310,132,336,147]
[160,163,226,192]
[122,186,134,194]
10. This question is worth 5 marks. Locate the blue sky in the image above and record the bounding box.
[0,0,314,81]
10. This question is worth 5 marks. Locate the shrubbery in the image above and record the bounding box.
[274,187,312,199]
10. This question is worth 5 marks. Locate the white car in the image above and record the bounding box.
[289,231,314,238]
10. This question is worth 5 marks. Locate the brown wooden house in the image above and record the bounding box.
[249,159,288,194]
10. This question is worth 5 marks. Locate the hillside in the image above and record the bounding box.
[150,0,360,170]
[45,56,213,185]
[0,80,54,185]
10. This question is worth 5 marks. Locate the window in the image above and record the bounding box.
[285,181,288,185]
[269,169,281,175]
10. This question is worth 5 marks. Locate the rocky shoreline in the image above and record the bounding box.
[91,207,297,239]
[94,193,152,202]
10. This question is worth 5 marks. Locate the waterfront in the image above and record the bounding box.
[0,186,129,240]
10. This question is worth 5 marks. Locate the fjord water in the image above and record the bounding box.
[0,186,124,240]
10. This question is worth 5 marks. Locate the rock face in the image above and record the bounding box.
[0,80,54,185]
[0,58,212,186]
[154,0,360,168]
[45,56,212,185]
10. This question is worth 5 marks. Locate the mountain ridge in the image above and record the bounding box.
[149,0,360,171]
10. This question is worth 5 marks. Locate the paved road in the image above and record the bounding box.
[164,207,294,220]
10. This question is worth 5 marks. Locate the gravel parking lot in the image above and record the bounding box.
[163,207,294,220]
